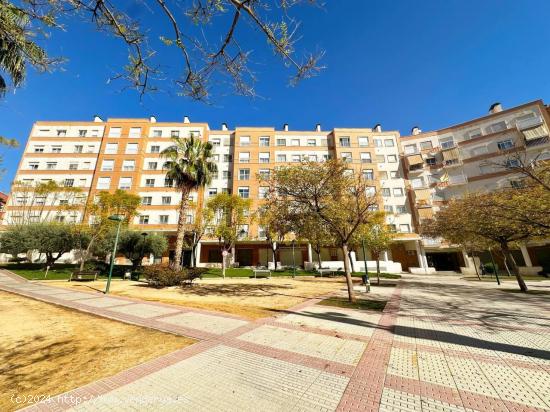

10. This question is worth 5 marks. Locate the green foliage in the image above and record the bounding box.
[142,264,189,288]
[206,193,252,252]
[0,225,29,257]
[117,231,168,269]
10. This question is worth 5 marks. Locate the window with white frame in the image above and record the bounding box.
[82,162,91,170]
[259,137,270,147]
[171,130,179,137]
[384,138,395,147]
[290,139,300,147]
[259,153,270,163]
[366,186,376,196]
[363,169,374,180]
[291,154,301,162]
[358,136,369,147]
[159,215,169,224]
[374,138,383,147]
[222,170,232,179]
[64,178,74,187]
[73,145,83,153]
[487,121,507,134]
[307,139,316,147]
[101,160,114,171]
[341,152,352,163]
[404,144,417,154]
[258,169,270,179]
[396,205,406,214]
[28,162,39,170]
[69,162,78,170]
[129,127,141,138]
[277,154,287,162]
[360,152,372,163]
[439,136,455,149]
[118,177,132,189]
[339,137,350,147]
[276,138,286,146]
[125,143,138,154]
[97,177,111,189]
[258,187,269,199]
[142,196,152,205]
[52,145,62,153]
[240,136,250,146]
[150,145,160,153]
[86,145,95,153]
[381,188,391,197]
[399,224,410,233]
[105,143,118,154]
[210,138,221,146]
[497,139,514,151]
[34,145,45,153]
[411,177,425,188]
[145,178,155,187]
[387,155,397,163]
[464,128,482,140]
[122,160,135,171]
[78,129,87,137]
[384,205,393,213]
[152,129,162,137]
[109,127,121,137]
[239,169,250,180]
[91,129,99,137]
[147,161,157,170]
[139,215,149,224]
[164,178,173,187]
[162,196,171,205]
[238,187,249,198]
[57,129,67,137]
[419,141,433,150]
[239,152,250,163]
[393,187,404,196]
[46,162,57,170]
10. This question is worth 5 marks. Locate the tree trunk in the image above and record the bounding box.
[173,188,190,270]
[375,253,381,285]
[315,244,323,269]
[472,251,481,281]
[272,243,278,270]
[79,237,96,271]
[501,242,528,292]
[341,243,356,303]
[348,250,355,273]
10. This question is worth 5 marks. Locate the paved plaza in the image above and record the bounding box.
[0,270,549,412]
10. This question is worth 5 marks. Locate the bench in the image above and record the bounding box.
[317,268,342,277]
[253,269,271,279]
[69,271,99,282]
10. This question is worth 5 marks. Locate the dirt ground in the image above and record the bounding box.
[0,291,194,412]
[44,277,350,319]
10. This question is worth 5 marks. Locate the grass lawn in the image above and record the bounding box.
[317,296,387,311]
[0,290,194,412]
[44,277,350,319]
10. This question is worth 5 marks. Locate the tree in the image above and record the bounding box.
[78,190,141,270]
[117,232,168,271]
[492,152,550,192]
[265,160,379,302]
[0,0,323,100]
[206,193,251,278]
[353,213,395,285]
[422,191,546,292]
[185,207,214,268]
[295,214,334,270]
[256,204,293,270]
[162,135,217,270]
[0,225,31,260]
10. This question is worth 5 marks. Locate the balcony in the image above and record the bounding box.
[417,206,434,220]
[405,153,424,171]
[413,187,432,206]
[517,115,543,131]
[441,147,462,168]
[448,174,468,186]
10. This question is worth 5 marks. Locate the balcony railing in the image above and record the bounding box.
[517,115,543,131]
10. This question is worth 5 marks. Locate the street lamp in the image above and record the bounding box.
[488,247,501,285]
[291,239,296,278]
[105,214,124,294]
[361,238,370,292]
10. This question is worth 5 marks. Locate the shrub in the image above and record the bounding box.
[482,262,498,274]
[142,264,187,288]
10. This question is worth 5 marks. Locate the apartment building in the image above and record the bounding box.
[4,117,418,272]
[400,100,550,274]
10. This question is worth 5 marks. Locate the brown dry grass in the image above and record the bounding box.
[0,291,195,412]
[44,277,349,319]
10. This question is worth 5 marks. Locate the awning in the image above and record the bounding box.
[406,154,423,166]
[442,147,460,161]
[418,207,434,220]
[414,188,432,202]
[522,124,549,141]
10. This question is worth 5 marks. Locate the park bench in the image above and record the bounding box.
[253,268,271,279]
[317,268,342,277]
[69,270,99,282]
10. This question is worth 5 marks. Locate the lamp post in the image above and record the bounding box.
[105,215,124,294]
[488,247,501,285]
[361,238,370,292]
[291,239,296,278]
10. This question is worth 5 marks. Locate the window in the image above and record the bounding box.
[101,160,114,171]
[358,136,369,147]
[506,159,520,168]
[142,196,152,205]
[152,130,162,137]
[497,139,514,150]
[69,162,78,170]
[86,145,95,153]
[339,137,350,147]
[46,162,57,170]
[222,170,232,179]
[64,178,74,187]
[376,155,385,163]
[186,214,194,224]
[97,177,111,189]
[378,171,388,179]
[239,169,250,180]
[51,145,62,153]
[238,187,250,198]
[118,177,132,189]
[210,138,221,146]
[37,129,50,136]
[396,205,406,214]
[161,196,171,205]
[487,121,507,134]
[145,179,155,187]
[307,139,316,147]
[411,177,425,188]
[425,157,436,165]
[105,143,118,154]
[384,138,395,147]
[404,144,417,155]
[125,143,138,154]
[129,127,141,138]
[259,153,270,163]
[276,138,286,146]
[363,169,374,180]
[35,196,46,205]
[78,129,87,137]
[164,178,173,187]
[360,152,372,163]
[381,188,391,197]
[393,188,404,197]
[159,215,169,224]
[384,205,393,213]
[122,160,135,171]
[258,187,269,199]
[108,127,121,137]
[259,137,270,147]
[139,215,149,225]
[366,186,376,196]
[34,145,45,153]
[464,128,482,140]
[91,129,99,137]
[148,162,158,170]
[374,138,383,147]
[479,164,493,175]
[387,155,397,163]
[399,224,410,233]
[439,136,455,149]
[510,179,526,189]
[82,162,91,170]
[171,130,179,137]
[239,152,250,163]
[258,169,270,179]
[57,129,67,137]
[240,136,250,146]
[277,154,287,162]
[29,162,39,170]
[150,145,160,153]
[290,139,300,147]
[291,154,301,162]
[54,215,66,223]
[308,154,318,162]
[419,141,433,150]
[341,152,352,163]
[223,154,233,162]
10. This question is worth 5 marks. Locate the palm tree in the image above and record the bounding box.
[161,135,217,269]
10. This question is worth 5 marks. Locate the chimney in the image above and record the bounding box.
[411,126,422,135]
[373,123,382,133]
[149,116,157,123]
[489,102,503,114]
[93,115,103,122]
[283,123,289,132]
[183,116,191,123]
[315,123,321,132]
[221,123,228,131]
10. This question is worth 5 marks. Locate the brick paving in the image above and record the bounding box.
[1,269,550,412]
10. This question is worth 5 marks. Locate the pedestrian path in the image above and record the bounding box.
[1,270,549,411]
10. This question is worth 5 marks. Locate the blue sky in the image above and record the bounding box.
[1,0,550,192]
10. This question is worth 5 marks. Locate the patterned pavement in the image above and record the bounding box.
[1,269,549,412]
